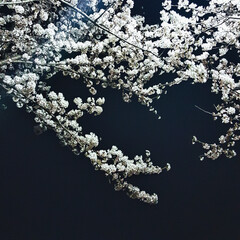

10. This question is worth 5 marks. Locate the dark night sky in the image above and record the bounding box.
[1,1,240,240]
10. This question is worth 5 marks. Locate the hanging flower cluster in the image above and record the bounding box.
[0,0,239,204]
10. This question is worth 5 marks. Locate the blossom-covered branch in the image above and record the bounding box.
[0,0,239,203]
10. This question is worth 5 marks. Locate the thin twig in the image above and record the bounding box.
[195,105,213,115]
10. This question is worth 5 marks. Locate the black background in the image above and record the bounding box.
[1,0,240,239]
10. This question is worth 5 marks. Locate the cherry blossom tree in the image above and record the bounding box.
[0,0,239,204]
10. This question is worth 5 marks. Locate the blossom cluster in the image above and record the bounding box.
[0,0,239,203]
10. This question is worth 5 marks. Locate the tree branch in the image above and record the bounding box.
[0,0,38,5]
[59,0,160,58]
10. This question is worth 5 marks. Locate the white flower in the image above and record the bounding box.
[48,91,58,100]
[178,0,189,9]
[88,151,97,161]
[227,107,236,115]
[33,24,44,36]
[93,106,103,115]
[222,114,230,124]
[22,53,30,60]
[162,0,172,11]
[202,42,213,51]
[73,97,82,107]
[40,10,48,21]
[219,48,228,56]
[219,135,226,144]
[0,17,6,26]
[101,163,109,172]
[96,97,105,105]
[59,98,69,109]
[15,6,24,14]
[219,73,235,86]
[3,76,15,86]
[166,163,171,171]
[70,0,78,6]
